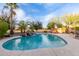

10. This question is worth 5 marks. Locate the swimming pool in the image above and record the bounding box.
[2,33,67,50]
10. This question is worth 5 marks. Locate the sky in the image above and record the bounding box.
[0,3,79,28]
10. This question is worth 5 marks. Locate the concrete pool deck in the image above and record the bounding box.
[0,33,79,56]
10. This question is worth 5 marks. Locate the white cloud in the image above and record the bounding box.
[0,4,6,16]
[14,8,36,23]
[15,8,26,21]
[40,13,55,28]
[52,4,79,16]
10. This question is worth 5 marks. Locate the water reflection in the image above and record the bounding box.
[3,34,42,50]
[47,34,60,41]
[2,34,66,50]
[47,34,66,47]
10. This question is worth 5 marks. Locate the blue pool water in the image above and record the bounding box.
[2,33,67,50]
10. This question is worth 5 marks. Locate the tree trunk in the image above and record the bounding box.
[10,8,14,35]
[10,27,14,34]
[21,29,22,33]
[24,29,25,33]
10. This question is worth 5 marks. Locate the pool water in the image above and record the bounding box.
[2,33,67,50]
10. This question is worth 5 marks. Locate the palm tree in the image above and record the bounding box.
[18,20,27,33]
[3,3,18,34]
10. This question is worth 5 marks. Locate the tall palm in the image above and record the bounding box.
[4,3,18,34]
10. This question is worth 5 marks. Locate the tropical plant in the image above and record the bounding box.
[29,21,35,31]
[56,22,63,28]
[0,20,9,38]
[18,20,27,33]
[47,21,55,29]
[3,3,18,34]
[30,21,42,31]
[47,17,63,29]
[63,14,79,33]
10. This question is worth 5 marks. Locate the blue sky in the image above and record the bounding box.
[0,3,79,28]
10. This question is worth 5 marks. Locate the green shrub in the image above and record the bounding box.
[57,23,63,28]
[47,22,55,29]
[75,26,79,30]
[0,20,9,38]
